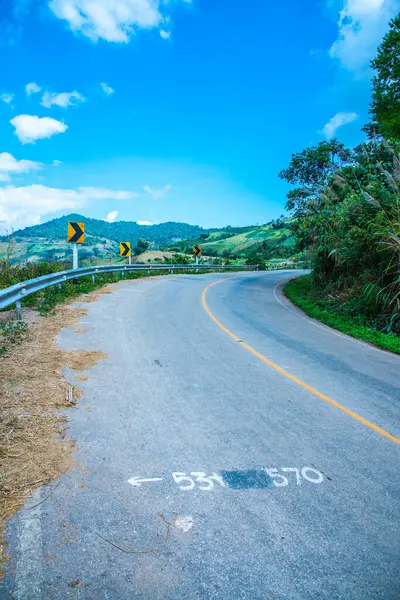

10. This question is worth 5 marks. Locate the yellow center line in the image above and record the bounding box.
[201,277,400,446]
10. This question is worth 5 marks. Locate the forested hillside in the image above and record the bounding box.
[162,218,295,263]
[1,211,296,266]
[281,14,400,340]
[9,214,207,247]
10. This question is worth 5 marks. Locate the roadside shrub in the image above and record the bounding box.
[0,320,28,355]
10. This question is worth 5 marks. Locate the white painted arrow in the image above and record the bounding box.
[128,476,163,488]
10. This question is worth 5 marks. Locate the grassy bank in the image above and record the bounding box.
[284,276,400,355]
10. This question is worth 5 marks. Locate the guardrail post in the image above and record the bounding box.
[58,283,62,291]
[92,274,95,285]
[121,271,125,280]
[170,269,173,274]
[15,300,22,321]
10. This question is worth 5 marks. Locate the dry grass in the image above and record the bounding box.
[0,289,109,576]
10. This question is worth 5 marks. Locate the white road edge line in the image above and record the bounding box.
[273,279,400,358]
[273,280,349,340]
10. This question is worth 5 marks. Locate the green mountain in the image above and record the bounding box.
[168,219,295,260]
[1,213,296,265]
[10,213,206,247]
[200,222,294,257]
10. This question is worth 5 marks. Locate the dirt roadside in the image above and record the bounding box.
[0,286,113,577]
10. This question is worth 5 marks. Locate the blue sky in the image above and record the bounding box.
[0,0,399,232]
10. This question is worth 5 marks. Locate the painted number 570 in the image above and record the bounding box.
[264,467,324,486]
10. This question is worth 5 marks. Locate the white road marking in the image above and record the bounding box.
[301,467,324,483]
[172,472,227,491]
[127,476,164,487]
[272,280,400,358]
[127,468,324,491]
[273,281,351,340]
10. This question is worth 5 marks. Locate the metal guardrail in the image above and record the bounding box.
[0,263,258,318]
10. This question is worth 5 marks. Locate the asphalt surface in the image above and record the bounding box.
[2,270,400,600]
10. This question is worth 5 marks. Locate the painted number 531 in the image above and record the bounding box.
[172,472,227,490]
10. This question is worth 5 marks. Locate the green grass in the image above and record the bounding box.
[201,224,293,256]
[285,275,400,355]
[0,320,28,355]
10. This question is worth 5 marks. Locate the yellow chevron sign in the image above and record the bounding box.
[193,245,202,257]
[68,222,85,244]
[120,242,131,257]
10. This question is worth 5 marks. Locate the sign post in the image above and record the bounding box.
[67,222,85,274]
[72,243,79,270]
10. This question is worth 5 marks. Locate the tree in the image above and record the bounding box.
[277,19,400,335]
[279,140,353,252]
[134,238,150,256]
[279,139,350,188]
[272,219,285,230]
[279,140,351,219]
[368,14,400,140]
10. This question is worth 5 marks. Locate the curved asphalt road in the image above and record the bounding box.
[2,270,400,600]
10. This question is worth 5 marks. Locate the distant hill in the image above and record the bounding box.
[200,221,294,257]
[168,219,295,260]
[1,214,296,265]
[10,213,206,247]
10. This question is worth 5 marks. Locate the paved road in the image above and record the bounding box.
[2,271,400,600]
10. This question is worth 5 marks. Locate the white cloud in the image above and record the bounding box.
[10,114,68,144]
[105,210,118,222]
[160,29,171,39]
[136,220,153,226]
[48,0,192,43]
[0,184,136,232]
[329,0,400,73]
[1,93,15,107]
[25,82,41,96]
[143,183,172,199]
[52,159,62,166]
[322,112,359,137]
[100,82,114,95]
[0,185,81,233]
[41,90,86,108]
[0,152,44,182]
[77,186,136,199]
